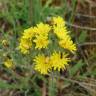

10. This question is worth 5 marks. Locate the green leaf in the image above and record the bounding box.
[0,80,18,89]
[78,31,87,43]
[69,60,85,76]
[29,0,42,25]
[43,0,52,8]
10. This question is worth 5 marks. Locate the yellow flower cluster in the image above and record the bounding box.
[34,52,70,74]
[53,16,76,52]
[4,58,13,68]
[33,23,51,49]
[18,23,50,54]
[18,27,35,54]
[18,16,76,74]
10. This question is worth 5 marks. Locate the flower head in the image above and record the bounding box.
[18,27,35,54]
[18,37,32,54]
[34,54,51,74]
[50,52,70,71]
[4,58,13,68]
[52,16,65,27]
[53,25,68,39]
[59,35,77,52]
[33,35,49,49]
[23,27,35,39]
[2,40,8,45]
[34,23,51,36]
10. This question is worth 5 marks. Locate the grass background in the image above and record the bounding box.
[0,0,96,96]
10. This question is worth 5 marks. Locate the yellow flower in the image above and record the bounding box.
[52,16,65,26]
[18,37,32,54]
[33,35,49,49]
[4,58,13,68]
[18,27,35,54]
[23,27,35,39]
[53,25,68,39]
[34,23,51,36]
[59,35,77,52]
[50,52,70,71]
[2,39,8,46]
[34,54,51,74]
